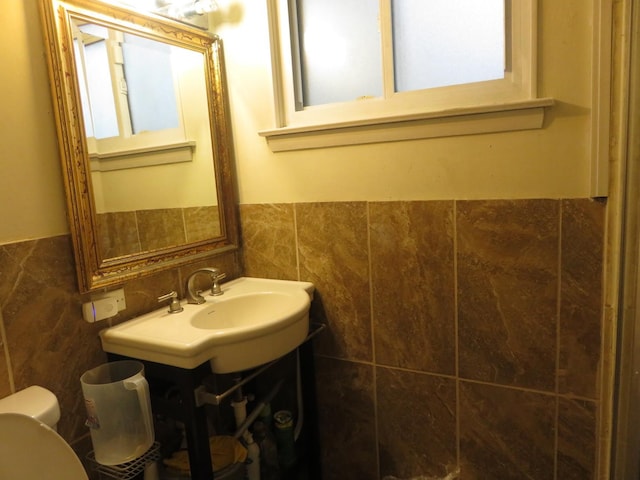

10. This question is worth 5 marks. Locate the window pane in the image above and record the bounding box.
[296,0,382,106]
[122,34,180,134]
[73,39,95,138]
[81,36,119,139]
[392,0,505,92]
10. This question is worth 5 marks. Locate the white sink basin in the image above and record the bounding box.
[99,277,314,373]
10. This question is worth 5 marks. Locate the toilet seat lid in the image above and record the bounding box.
[0,413,88,480]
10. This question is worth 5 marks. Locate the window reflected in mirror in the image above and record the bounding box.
[72,21,221,259]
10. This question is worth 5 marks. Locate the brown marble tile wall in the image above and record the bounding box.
[457,200,559,391]
[314,356,378,479]
[184,205,221,242]
[0,199,602,479]
[370,201,456,374]
[0,234,240,458]
[559,199,605,398]
[459,381,556,480]
[297,202,372,362]
[97,211,140,258]
[96,205,221,258]
[377,367,457,479]
[239,203,298,279]
[239,198,605,480]
[557,397,598,479]
[0,236,105,442]
[137,208,187,251]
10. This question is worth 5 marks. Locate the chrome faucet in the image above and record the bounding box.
[185,267,226,304]
[158,291,183,314]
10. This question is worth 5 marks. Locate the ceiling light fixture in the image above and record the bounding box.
[160,0,218,18]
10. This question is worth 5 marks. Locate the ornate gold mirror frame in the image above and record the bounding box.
[39,0,238,293]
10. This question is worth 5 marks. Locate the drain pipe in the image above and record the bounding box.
[230,376,249,431]
[233,378,285,439]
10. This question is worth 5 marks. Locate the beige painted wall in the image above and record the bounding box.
[1,0,69,243]
[216,0,595,203]
[0,0,596,243]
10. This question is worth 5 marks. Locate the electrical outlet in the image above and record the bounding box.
[82,288,126,323]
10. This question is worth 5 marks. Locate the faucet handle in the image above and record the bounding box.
[210,272,227,296]
[158,291,184,314]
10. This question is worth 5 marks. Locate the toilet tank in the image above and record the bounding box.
[0,386,61,429]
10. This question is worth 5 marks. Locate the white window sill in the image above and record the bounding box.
[259,98,554,152]
[89,141,196,172]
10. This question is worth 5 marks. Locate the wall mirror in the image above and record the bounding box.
[40,0,238,293]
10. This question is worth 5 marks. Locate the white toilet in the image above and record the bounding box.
[0,385,88,479]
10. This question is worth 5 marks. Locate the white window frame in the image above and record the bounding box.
[260,0,553,152]
[72,23,192,166]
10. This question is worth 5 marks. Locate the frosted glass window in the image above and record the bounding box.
[122,34,180,134]
[296,0,382,107]
[392,0,505,91]
[270,0,536,133]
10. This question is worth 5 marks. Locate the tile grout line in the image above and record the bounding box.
[452,200,461,469]
[293,203,301,281]
[554,199,564,480]
[315,352,599,401]
[133,210,142,254]
[180,208,188,243]
[0,307,15,393]
[366,201,381,478]
[453,200,461,471]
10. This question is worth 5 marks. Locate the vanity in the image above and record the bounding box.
[100,277,322,480]
[104,342,322,480]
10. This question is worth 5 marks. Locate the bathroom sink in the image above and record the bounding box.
[99,277,314,373]
[190,292,305,330]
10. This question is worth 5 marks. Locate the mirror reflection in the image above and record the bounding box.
[72,20,220,259]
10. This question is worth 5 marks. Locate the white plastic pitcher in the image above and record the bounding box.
[80,360,154,465]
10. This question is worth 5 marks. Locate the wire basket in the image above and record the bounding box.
[87,442,162,480]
